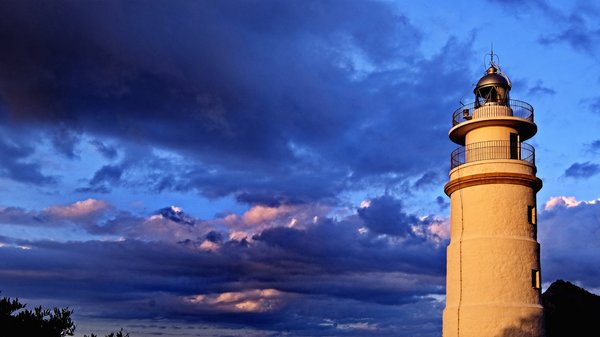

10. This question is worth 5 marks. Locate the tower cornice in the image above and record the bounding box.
[444,172,543,196]
[449,116,537,145]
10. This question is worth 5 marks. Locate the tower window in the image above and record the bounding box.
[528,205,536,225]
[510,133,520,159]
[532,269,541,289]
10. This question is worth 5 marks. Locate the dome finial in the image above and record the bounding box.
[484,43,500,72]
[474,46,512,105]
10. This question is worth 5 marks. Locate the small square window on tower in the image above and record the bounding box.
[527,205,536,225]
[532,269,541,289]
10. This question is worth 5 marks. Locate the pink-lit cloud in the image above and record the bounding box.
[242,205,292,226]
[427,218,450,242]
[186,289,283,313]
[544,196,582,210]
[44,198,110,219]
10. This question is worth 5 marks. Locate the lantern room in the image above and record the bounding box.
[474,65,511,106]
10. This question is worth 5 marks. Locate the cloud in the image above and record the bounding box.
[357,195,422,238]
[44,198,110,219]
[0,199,204,240]
[186,289,283,313]
[155,206,195,226]
[0,0,472,202]
[89,139,118,160]
[540,196,600,288]
[585,97,600,115]
[537,13,599,53]
[491,1,600,56]
[0,199,110,229]
[490,0,562,21]
[564,161,600,178]
[75,165,124,193]
[526,80,556,96]
[47,125,81,159]
[490,0,552,11]
[436,195,449,211]
[238,203,329,230]
[0,196,446,335]
[522,1,600,55]
[544,196,582,210]
[0,131,56,186]
[589,139,600,153]
[242,205,293,226]
[89,165,123,186]
[413,171,442,190]
[0,207,42,227]
[0,1,482,335]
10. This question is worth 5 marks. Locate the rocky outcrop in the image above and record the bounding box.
[542,280,600,337]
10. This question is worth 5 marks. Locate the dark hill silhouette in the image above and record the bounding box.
[543,279,600,337]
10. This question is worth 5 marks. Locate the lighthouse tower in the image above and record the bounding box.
[442,56,544,337]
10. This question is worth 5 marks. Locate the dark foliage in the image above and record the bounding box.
[0,294,129,337]
[84,328,129,337]
[0,295,74,337]
[543,279,600,337]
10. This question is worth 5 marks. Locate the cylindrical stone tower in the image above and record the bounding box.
[442,59,544,337]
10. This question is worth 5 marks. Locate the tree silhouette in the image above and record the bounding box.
[0,294,129,337]
[84,328,129,337]
[0,295,75,337]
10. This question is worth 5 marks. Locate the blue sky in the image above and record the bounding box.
[0,1,599,336]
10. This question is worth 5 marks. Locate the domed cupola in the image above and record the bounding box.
[474,65,511,106]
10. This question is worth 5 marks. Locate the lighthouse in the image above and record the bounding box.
[442,56,544,337]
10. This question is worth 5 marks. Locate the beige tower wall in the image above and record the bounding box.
[443,160,543,336]
[465,125,518,144]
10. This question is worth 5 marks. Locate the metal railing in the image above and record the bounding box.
[452,99,534,126]
[450,140,535,170]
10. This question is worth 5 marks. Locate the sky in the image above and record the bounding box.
[0,0,599,336]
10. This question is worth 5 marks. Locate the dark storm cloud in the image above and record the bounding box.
[0,196,446,335]
[491,0,600,55]
[540,199,600,288]
[0,199,133,235]
[413,171,442,190]
[0,130,56,185]
[564,161,600,178]
[0,0,471,201]
[489,0,563,24]
[253,218,445,278]
[490,0,554,12]
[76,164,124,193]
[436,196,449,211]
[589,139,600,153]
[156,206,195,226]
[0,234,444,334]
[586,97,600,115]
[525,1,600,54]
[0,206,42,226]
[89,139,118,160]
[49,125,81,159]
[89,165,123,185]
[357,195,422,237]
[205,230,223,243]
[0,2,462,333]
[526,81,556,97]
[235,193,286,207]
[76,143,165,193]
[537,12,600,53]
